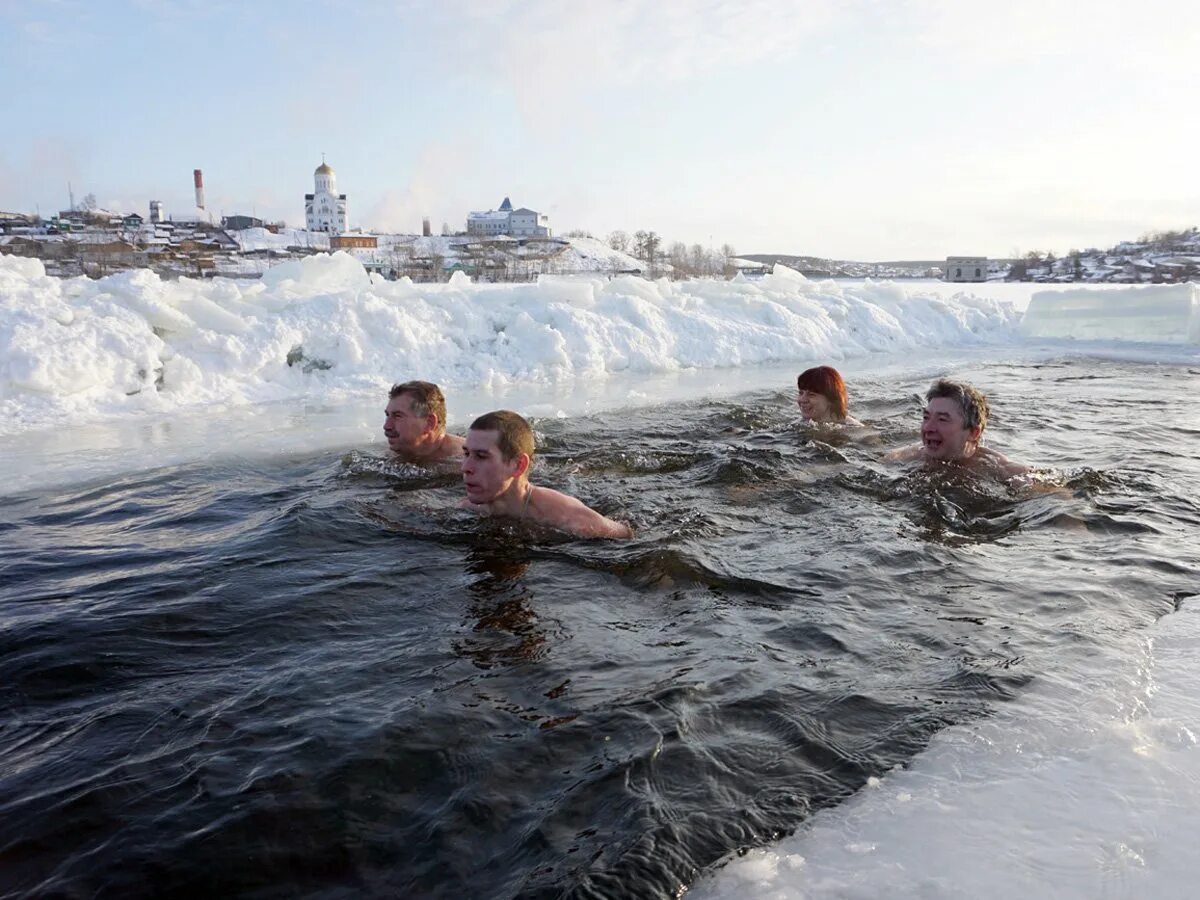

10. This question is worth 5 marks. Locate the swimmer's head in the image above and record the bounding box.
[925,379,988,432]
[389,381,448,428]
[797,366,848,422]
[462,410,534,503]
[922,379,989,460]
[385,381,448,454]
[468,410,534,461]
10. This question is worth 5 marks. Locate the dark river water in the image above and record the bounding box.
[1,356,1197,898]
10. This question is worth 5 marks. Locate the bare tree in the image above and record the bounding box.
[1067,249,1083,280]
[720,243,736,278]
[668,241,689,278]
[635,231,662,277]
[607,230,630,254]
[632,230,648,258]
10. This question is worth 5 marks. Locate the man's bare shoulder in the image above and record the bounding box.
[976,446,1029,477]
[440,433,466,458]
[531,486,632,539]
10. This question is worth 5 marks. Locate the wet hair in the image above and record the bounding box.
[796,366,848,419]
[925,379,989,433]
[469,410,535,462]
[388,380,447,428]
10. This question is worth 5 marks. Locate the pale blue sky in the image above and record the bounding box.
[2,0,1197,259]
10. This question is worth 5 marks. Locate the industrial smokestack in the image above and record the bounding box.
[193,169,205,210]
[422,217,431,237]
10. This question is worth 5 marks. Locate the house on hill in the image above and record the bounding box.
[945,256,987,282]
[330,234,377,250]
[223,215,264,231]
[0,212,35,233]
[467,196,551,238]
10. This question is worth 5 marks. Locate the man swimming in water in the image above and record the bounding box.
[460,410,633,539]
[886,379,1028,476]
[383,381,465,463]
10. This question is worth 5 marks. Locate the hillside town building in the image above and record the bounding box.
[304,159,348,234]
[945,256,987,282]
[330,234,377,250]
[223,215,264,231]
[467,196,551,238]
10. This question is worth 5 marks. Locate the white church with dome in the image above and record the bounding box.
[304,158,348,234]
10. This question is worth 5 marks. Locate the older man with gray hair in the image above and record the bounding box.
[383,380,465,463]
[887,378,1027,476]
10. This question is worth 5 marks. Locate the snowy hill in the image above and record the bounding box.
[230,228,331,252]
[335,232,647,279]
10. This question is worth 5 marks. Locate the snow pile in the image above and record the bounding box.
[368,234,646,273]
[230,227,330,252]
[694,602,1200,900]
[259,251,372,292]
[1021,284,1200,343]
[553,236,646,272]
[0,254,1021,435]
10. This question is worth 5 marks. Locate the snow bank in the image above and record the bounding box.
[554,236,646,272]
[0,255,1021,435]
[1021,284,1200,343]
[694,601,1200,900]
[230,227,330,252]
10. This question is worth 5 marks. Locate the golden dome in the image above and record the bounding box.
[315,162,334,175]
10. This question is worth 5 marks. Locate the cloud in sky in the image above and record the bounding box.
[908,0,1200,72]
[444,0,848,120]
[2,0,1198,258]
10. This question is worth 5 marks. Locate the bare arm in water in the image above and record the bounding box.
[884,444,923,463]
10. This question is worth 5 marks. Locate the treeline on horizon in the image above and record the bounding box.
[1011,227,1200,266]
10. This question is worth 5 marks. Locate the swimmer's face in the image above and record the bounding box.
[921,397,981,461]
[462,429,524,504]
[384,394,432,453]
[798,389,833,422]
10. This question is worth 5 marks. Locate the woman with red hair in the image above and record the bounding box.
[796,366,861,425]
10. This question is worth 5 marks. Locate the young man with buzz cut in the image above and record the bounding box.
[461,410,633,539]
[383,381,466,463]
[886,378,1028,477]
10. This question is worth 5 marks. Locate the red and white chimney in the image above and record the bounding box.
[193,169,205,210]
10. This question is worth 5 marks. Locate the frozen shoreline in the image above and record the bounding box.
[4,253,1198,494]
[0,254,1022,438]
[693,597,1200,900]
